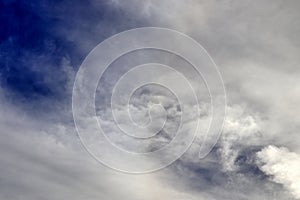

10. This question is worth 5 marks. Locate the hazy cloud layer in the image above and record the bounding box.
[0,0,300,199]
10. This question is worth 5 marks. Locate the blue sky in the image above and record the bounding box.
[0,0,300,199]
[0,0,147,103]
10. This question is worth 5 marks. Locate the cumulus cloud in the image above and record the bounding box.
[256,146,300,199]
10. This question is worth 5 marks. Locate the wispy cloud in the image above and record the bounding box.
[0,0,300,199]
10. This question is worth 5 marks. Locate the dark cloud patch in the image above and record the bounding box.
[234,146,267,178]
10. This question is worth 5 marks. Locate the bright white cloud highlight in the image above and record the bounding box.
[256,145,300,199]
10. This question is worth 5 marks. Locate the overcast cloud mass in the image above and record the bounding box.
[0,0,300,199]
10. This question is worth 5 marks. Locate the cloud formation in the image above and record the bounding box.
[1,0,300,199]
[257,146,300,199]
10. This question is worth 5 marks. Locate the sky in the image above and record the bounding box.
[0,0,300,199]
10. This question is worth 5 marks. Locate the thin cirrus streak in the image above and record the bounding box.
[72,27,226,173]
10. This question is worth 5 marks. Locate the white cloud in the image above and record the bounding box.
[1,0,300,199]
[214,105,262,172]
[256,145,300,199]
[0,91,207,200]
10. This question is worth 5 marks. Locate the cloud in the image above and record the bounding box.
[106,0,300,154]
[256,146,300,199]
[218,105,262,172]
[1,0,300,200]
[0,93,201,200]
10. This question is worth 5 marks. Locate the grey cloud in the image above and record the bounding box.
[1,0,300,199]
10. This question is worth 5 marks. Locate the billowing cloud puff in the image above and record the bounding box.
[256,146,300,199]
